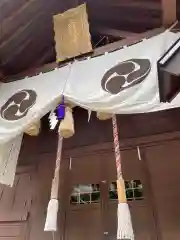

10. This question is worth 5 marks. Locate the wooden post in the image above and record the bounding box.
[161,0,177,27]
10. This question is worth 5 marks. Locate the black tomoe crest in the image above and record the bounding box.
[0,89,37,121]
[101,58,151,94]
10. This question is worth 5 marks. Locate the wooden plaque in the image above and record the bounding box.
[53,4,92,62]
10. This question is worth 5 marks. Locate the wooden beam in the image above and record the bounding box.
[0,11,45,52]
[161,0,177,26]
[0,0,55,48]
[3,28,164,83]
[1,0,38,41]
[31,47,55,67]
[94,28,164,56]
[93,1,161,11]
[94,26,139,39]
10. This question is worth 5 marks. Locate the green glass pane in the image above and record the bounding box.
[109,190,118,200]
[70,196,78,204]
[125,181,132,189]
[134,180,142,188]
[134,188,143,199]
[125,181,129,189]
[131,181,137,188]
[92,184,100,191]
[110,182,117,190]
[109,180,144,201]
[126,189,133,200]
[91,192,100,202]
[80,194,90,204]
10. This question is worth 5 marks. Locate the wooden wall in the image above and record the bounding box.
[1,107,180,239]
[19,107,180,161]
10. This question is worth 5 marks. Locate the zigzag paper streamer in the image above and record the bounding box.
[49,111,58,130]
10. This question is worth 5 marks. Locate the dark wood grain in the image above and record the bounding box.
[0,0,165,75]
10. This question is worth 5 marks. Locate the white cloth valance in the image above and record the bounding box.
[0,30,179,145]
[0,29,180,186]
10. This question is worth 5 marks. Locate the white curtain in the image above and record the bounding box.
[0,30,180,186]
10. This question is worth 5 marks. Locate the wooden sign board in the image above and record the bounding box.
[157,38,180,102]
[53,4,92,62]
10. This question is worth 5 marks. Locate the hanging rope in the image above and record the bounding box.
[112,115,134,240]
[44,135,63,232]
[50,135,63,200]
[112,115,122,180]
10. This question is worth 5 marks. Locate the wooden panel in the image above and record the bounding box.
[130,202,157,240]
[0,170,34,240]
[0,172,33,221]
[65,204,103,240]
[0,223,24,237]
[70,154,104,184]
[145,140,180,240]
[0,222,27,240]
[105,148,143,181]
[104,148,157,240]
[161,0,176,26]
[106,202,117,240]
[107,201,156,240]
[26,157,58,240]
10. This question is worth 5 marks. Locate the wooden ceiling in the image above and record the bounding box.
[0,0,178,76]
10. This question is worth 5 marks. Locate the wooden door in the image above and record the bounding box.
[62,148,158,240]
[0,169,34,240]
[144,140,180,240]
[62,153,105,240]
[0,222,27,240]
[65,204,103,240]
[101,149,157,240]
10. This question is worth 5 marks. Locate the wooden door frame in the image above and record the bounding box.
[138,147,160,240]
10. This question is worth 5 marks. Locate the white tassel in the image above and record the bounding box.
[44,199,59,231]
[117,203,134,240]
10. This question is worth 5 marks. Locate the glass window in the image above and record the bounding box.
[70,181,143,205]
[109,180,143,201]
[70,184,100,204]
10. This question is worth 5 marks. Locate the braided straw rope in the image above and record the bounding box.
[112,115,122,180]
[44,134,63,232]
[112,115,126,203]
[50,135,63,200]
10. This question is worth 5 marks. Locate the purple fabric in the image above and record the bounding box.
[57,104,65,120]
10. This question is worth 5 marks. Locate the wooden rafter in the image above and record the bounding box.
[93,0,161,11]
[2,28,164,83]
[161,0,177,26]
[31,46,55,67]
